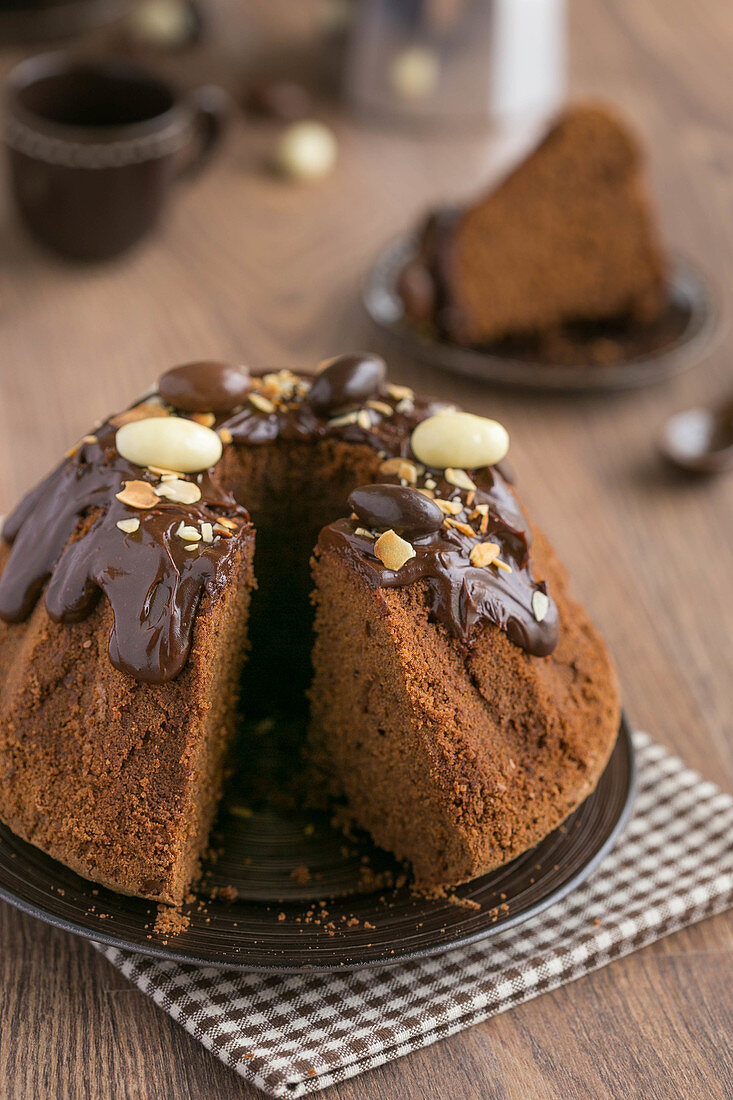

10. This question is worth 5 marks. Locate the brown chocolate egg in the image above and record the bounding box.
[158,361,251,414]
[309,353,387,414]
[348,484,444,539]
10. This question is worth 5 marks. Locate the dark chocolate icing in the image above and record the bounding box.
[0,419,249,683]
[0,364,557,682]
[321,465,558,658]
[217,369,443,452]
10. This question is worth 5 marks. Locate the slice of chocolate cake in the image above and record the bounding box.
[399,103,667,349]
[309,414,620,888]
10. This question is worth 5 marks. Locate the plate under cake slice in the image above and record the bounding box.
[309,413,620,888]
[398,102,668,351]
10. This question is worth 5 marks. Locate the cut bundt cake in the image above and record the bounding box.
[0,355,620,902]
[398,102,667,350]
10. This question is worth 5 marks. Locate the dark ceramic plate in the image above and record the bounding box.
[0,716,635,973]
[364,235,719,393]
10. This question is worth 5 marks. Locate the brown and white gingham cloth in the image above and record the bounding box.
[94,732,733,1097]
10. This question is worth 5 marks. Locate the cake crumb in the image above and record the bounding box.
[154,904,190,938]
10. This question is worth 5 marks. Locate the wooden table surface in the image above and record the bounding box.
[0,1,731,1097]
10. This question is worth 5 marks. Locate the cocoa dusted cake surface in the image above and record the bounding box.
[0,355,620,902]
[399,102,668,357]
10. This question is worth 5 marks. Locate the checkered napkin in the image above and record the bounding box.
[94,732,733,1097]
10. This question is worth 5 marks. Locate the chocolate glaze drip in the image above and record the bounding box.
[320,465,558,657]
[0,420,249,682]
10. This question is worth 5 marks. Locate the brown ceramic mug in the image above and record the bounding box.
[5,52,228,261]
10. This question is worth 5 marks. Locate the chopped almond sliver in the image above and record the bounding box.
[387,383,414,402]
[367,400,393,416]
[219,428,233,445]
[249,392,275,414]
[532,590,550,621]
[155,478,202,505]
[469,541,512,572]
[379,457,418,484]
[328,412,359,428]
[178,525,201,542]
[469,542,501,567]
[374,529,415,571]
[445,468,477,492]
[148,464,184,477]
[356,409,372,431]
[215,516,238,530]
[115,480,159,509]
[445,519,476,537]
[435,498,463,516]
[480,513,489,534]
[191,412,216,428]
[116,518,140,534]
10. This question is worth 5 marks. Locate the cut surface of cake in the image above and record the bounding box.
[398,102,667,351]
[0,356,620,902]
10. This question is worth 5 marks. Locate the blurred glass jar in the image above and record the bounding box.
[344,0,566,127]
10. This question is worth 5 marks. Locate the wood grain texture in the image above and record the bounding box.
[0,0,731,1096]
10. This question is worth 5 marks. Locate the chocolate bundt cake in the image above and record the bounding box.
[0,356,620,902]
[398,102,667,350]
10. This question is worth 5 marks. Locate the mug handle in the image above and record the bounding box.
[178,84,230,179]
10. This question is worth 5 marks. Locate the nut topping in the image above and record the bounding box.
[469,542,501,568]
[445,468,476,492]
[434,498,463,516]
[158,361,251,414]
[308,353,387,415]
[177,524,201,542]
[532,590,550,622]
[115,416,222,473]
[249,392,276,414]
[410,411,509,470]
[115,480,159,509]
[374,529,415,571]
[349,484,444,539]
[379,457,418,484]
[154,478,202,505]
[116,518,140,534]
[387,383,414,402]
